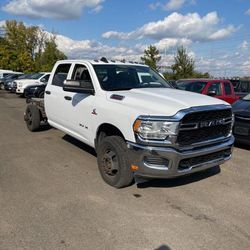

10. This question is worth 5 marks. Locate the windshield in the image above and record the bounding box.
[93,65,170,91]
[4,74,16,80]
[30,73,43,79]
[176,81,207,93]
[243,93,250,101]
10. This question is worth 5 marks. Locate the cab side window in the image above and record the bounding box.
[52,64,71,87]
[72,64,92,82]
[42,74,50,83]
[208,82,222,96]
[224,82,232,95]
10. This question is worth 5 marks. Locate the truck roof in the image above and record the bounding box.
[56,59,147,67]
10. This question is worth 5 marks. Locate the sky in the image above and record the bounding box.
[0,0,250,77]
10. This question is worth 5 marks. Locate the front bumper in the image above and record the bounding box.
[127,136,234,179]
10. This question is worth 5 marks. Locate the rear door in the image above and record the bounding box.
[45,63,72,128]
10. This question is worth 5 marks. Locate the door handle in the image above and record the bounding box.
[64,96,72,101]
[45,90,51,95]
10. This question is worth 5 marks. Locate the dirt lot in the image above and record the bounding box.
[0,91,250,250]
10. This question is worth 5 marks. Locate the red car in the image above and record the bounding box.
[176,79,239,104]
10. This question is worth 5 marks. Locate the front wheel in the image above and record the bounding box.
[97,136,133,188]
[0,83,4,90]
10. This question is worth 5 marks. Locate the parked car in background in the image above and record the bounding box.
[0,69,15,79]
[9,74,33,93]
[15,72,50,96]
[176,79,239,104]
[25,83,47,101]
[234,80,250,98]
[1,72,23,90]
[2,73,24,90]
[232,93,250,145]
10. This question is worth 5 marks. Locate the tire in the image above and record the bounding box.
[25,104,41,132]
[26,98,31,104]
[97,136,133,188]
[0,83,4,90]
[38,91,44,98]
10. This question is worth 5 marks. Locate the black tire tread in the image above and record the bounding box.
[25,104,41,132]
[97,136,133,188]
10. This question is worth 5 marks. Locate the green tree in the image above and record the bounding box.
[0,20,67,73]
[2,20,39,72]
[141,45,161,70]
[172,46,195,79]
[37,35,67,72]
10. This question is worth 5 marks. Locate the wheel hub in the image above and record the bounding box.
[101,149,118,176]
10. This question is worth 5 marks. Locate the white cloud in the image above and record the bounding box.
[154,38,192,51]
[150,0,196,11]
[245,8,250,16]
[2,0,104,19]
[208,25,235,40]
[0,20,6,28]
[239,40,249,50]
[54,33,144,61]
[164,0,187,10]
[102,12,235,42]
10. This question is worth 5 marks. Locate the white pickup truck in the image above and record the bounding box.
[24,59,234,188]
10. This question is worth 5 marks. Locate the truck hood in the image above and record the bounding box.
[18,79,40,87]
[106,88,229,116]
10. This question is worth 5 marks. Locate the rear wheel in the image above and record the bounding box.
[25,104,41,132]
[97,136,133,188]
[0,83,4,90]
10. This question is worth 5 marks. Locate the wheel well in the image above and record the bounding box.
[96,123,125,148]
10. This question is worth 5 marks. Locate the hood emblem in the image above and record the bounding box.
[199,119,225,128]
[92,109,98,115]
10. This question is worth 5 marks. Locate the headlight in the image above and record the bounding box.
[133,118,179,140]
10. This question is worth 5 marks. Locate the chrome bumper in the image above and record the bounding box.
[127,136,234,179]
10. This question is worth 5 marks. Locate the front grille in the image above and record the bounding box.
[178,149,231,171]
[177,109,232,146]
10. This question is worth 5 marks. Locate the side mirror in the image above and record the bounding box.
[63,80,95,95]
[40,78,46,83]
[207,90,217,96]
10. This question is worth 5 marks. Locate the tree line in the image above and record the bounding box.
[0,20,67,73]
[141,45,210,80]
[0,20,210,79]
